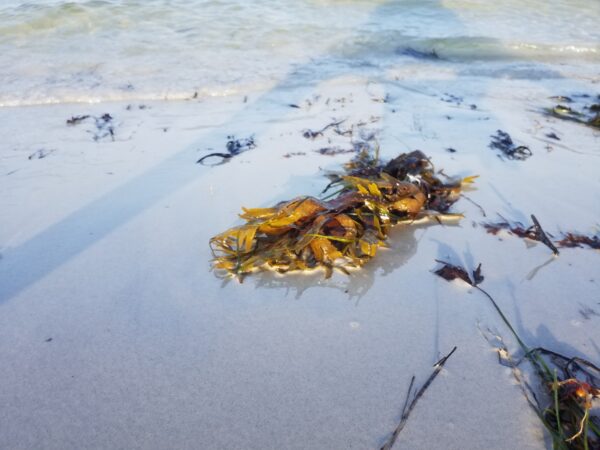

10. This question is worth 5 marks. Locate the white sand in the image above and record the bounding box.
[1,70,599,449]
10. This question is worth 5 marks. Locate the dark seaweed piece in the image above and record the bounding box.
[434,260,473,285]
[302,119,345,139]
[489,130,532,160]
[483,220,528,238]
[28,149,55,160]
[399,47,440,60]
[483,215,559,255]
[315,147,355,156]
[226,135,255,155]
[92,114,115,141]
[546,132,561,141]
[66,115,90,125]
[530,215,559,255]
[383,150,430,180]
[196,153,233,165]
[460,194,487,217]
[197,135,256,165]
[557,233,600,250]
[588,104,600,113]
[472,263,484,286]
[380,346,457,450]
[282,152,306,158]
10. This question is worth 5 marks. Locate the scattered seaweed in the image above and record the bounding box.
[210,147,473,280]
[380,346,457,450]
[557,233,600,250]
[93,114,115,141]
[435,261,600,449]
[66,113,115,141]
[440,93,463,105]
[28,148,55,160]
[197,135,256,166]
[489,130,532,160]
[545,94,600,130]
[483,214,559,255]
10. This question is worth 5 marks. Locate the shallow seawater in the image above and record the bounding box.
[0,0,599,106]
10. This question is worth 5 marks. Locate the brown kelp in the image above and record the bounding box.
[484,216,600,253]
[210,149,474,280]
[434,261,600,449]
[483,214,559,255]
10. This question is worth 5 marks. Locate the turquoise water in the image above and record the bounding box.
[1,0,599,106]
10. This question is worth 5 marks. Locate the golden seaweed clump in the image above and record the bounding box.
[210,150,475,280]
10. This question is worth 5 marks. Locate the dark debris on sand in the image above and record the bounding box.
[196,135,256,166]
[489,130,532,161]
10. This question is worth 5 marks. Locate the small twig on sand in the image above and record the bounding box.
[380,346,457,450]
[460,193,486,217]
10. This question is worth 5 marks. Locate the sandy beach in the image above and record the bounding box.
[1,67,598,449]
[1,0,600,447]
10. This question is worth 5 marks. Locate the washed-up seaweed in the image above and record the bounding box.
[93,114,115,141]
[547,96,600,129]
[210,148,474,280]
[28,148,55,160]
[483,214,559,255]
[435,261,600,449]
[302,119,345,139]
[66,115,90,125]
[489,130,532,160]
[196,135,256,165]
[282,152,306,159]
[557,233,600,250]
[380,346,457,450]
[66,113,115,141]
[315,146,355,156]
